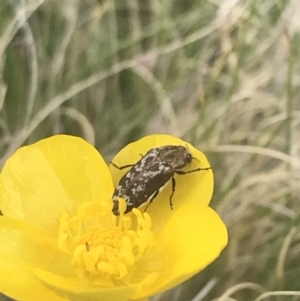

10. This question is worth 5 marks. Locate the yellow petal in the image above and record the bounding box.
[0,135,114,236]
[0,216,73,301]
[0,253,68,301]
[33,268,141,301]
[109,134,213,232]
[133,204,228,299]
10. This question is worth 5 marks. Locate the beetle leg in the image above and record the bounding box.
[112,195,120,215]
[110,162,136,170]
[168,177,176,210]
[175,166,211,175]
[110,153,144,170]
[144,190,159,212]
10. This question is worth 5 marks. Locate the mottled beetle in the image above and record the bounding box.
[111,145,211,215]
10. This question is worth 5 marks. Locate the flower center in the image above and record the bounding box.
[57,198,154,287]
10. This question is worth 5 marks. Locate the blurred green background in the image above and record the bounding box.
[1,0,300,300]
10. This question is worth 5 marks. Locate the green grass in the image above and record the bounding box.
[1,0,300,300]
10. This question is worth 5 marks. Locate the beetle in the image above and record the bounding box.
[111,145,211,215]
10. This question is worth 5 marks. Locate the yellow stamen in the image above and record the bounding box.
[58,198,154,287]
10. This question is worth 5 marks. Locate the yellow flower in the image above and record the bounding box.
[0,134,227,301]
